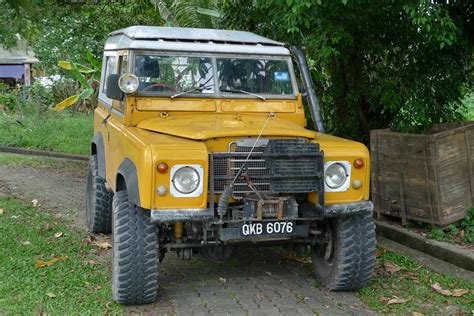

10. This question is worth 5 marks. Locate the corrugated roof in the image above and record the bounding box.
[109,26,284,46]
[0,39,39,64]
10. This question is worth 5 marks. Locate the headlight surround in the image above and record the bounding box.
[118,73,139,93]
[169,164,204,197]
[324,161,351,192]
[172,166,200,194]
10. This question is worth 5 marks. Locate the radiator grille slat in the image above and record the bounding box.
[210,139,324,199]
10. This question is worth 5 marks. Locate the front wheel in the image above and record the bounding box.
[112,190,158,305]
[85,155,112,233]
[312,212,376,291]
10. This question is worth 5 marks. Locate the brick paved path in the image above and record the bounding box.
[0,163,375,315]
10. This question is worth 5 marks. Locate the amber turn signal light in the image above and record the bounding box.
[354,158,364,169]
[157,162,168,173]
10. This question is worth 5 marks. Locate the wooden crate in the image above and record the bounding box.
[370,122,474,226]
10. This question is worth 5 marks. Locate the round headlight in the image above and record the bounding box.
[118,73,138,93]
[325,163,347,189]
[172,166,200,194]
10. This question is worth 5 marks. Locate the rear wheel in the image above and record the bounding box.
[85,155,112,233]
[112,190,158,305]
[312,212,376,291]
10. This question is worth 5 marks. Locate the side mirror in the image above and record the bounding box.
[106,74,123,100]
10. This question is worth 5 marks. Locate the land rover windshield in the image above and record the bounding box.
[134,54,296,98]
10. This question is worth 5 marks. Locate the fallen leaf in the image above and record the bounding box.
[431,282,452,296]
[46,292,56,298]
[35,256,67,268]
[283,255,312,264]
[92,241,112,249]
[0,208,4,215]
[54,232,63,238]
[85,260,99,266]
[265,271,272,276]
[409,312,425,316]
[22,240,31,245]
[41,223,52,232]
[452,289,470,297]
[89,284,102,292]
[31,199,40,207]
[378,296,389,302]
[218,277,226,283]
[387,297,410,305]
[384,260,401,274]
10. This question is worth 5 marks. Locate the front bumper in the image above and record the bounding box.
[150,200,373,223]
[323,200,373,217]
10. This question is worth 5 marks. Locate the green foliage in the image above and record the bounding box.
[150,0,221,28]
[220,0,473,140]
[428,228,445,241]
[461,208,474,243]
[0,197,122,314]
[0,83,19,112]
[1,1,165,73]
[53,55,101,111]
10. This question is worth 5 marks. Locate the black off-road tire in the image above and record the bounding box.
[112,190,158,305]
[85,155,112,233]
[312,212,376,291]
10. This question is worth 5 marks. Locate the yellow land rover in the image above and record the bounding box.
[85,26,375,305]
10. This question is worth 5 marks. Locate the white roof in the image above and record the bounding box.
[105,26,290,56]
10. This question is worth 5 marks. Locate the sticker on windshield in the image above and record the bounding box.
[274,72,290,81]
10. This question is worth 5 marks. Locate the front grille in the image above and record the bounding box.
[210,138,324,200]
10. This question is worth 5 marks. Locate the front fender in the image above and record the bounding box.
[91,133,106,179]
[117,158,141,207]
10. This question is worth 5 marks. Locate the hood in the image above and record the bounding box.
[137,114,316,140]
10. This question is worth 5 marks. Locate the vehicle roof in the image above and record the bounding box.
[105,26,290,56]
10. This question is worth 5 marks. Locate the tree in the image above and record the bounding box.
[0,1,165,72]
[221,0,473,140]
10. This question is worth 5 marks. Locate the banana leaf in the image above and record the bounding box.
[52,94,80,112]
[58,61,96,74]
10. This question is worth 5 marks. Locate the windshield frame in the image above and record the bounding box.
[129,50,298,99]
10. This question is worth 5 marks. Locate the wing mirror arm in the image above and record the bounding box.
[289,46,325,133]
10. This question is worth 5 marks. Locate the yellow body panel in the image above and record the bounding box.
[94,93,370,210]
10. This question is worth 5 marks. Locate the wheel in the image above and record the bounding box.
[312,212,376,291]
[85,155,112,233]
[200,245,234,262]
[112,190,158,305]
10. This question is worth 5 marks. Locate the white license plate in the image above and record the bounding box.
[240,221,294,237]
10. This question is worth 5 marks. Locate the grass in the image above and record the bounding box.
[0,112,92,155]
[0,153,87,173]
[358,248,474,314]
[0,197,123,315]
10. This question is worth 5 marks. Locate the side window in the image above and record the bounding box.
[120,55,128,75]
[102,56,117,94]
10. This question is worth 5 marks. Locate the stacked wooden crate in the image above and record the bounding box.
[370,122,474,226]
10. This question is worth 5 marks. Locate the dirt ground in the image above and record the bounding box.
[0,162,376,315]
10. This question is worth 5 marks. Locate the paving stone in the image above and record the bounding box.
[0,164,376,316]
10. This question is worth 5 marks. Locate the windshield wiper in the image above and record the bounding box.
[220,88,266,100]
[171,85,213,99]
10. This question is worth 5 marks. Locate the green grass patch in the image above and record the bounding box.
[0,154,87,173]
[0,112,92,155]
[0,197,122,315]
[358,248,474,314]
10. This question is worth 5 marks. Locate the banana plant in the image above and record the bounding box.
[52,52,101,111]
